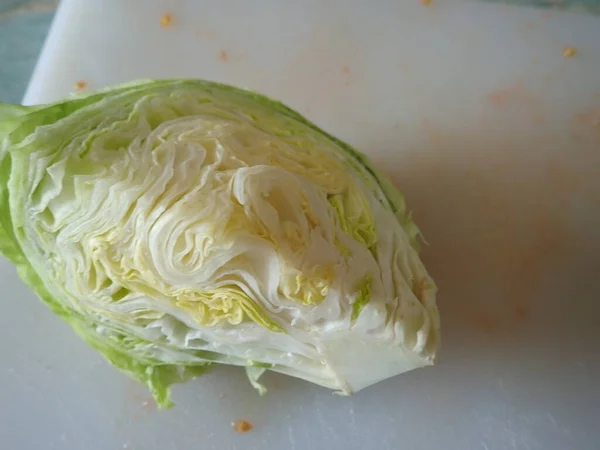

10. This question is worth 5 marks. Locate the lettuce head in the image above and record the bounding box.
[0,80,439,408]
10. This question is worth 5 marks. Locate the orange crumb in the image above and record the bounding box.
[342,65,350,74]
[513,305,531,322]
[487,82,539,114]
[232,420,253,433]
[74,81,87,91]
[470,312,499,334]
[160,13,173,28]
[420,0,432,5]
[563,47,576,58]
[488,87,514,107]
[573,109,600,128]
[219,50,229,62]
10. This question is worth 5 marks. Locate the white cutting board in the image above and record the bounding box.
[3,0,599,449]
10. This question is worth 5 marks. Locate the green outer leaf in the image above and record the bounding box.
[0,103,46,138]
[0,151,23,264]
[0,103,38,263]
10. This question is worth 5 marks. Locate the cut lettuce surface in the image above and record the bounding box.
[0,80,439,407]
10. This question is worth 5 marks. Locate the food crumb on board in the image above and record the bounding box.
[74,81,87,91]
[420,0,432,5]
[160,13,173,28]
[573,108,600,128]
[470,311,499,335]
[513,305,531,322]
[563,46,576,58]
[219,50,229,62]
[232,419,253,433]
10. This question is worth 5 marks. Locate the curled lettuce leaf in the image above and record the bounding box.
[0,80,439,407]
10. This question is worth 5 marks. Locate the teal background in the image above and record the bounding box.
[0,0,56,103]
